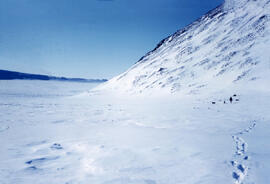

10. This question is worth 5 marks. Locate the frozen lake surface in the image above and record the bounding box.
[0,80,270,184]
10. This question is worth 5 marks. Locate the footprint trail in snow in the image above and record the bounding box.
[231,121,256,184]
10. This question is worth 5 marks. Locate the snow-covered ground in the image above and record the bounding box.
[1,80,270,184]
[1,1,270,183]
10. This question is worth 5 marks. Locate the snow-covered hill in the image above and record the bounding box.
[96,0,270,95]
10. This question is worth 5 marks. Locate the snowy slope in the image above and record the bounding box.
[96,0,270,95]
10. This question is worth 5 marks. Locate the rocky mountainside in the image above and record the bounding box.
[96,0,270,95]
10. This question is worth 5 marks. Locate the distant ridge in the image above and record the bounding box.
[0,69,107,83]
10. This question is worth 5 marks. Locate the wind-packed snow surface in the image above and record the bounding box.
[1,0,270,184]
[1,81,270,184]
[96,0,270,95]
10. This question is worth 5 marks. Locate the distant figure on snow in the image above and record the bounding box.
[230,97,233,103]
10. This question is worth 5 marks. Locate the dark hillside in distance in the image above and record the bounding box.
[0,70,107,83]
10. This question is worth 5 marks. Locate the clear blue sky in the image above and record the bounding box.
[0,0,223,79]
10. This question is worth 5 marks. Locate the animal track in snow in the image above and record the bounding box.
[231,162,248,184]
[232,136,247,156]
[231,121,256,184]
[235,122,256,135]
